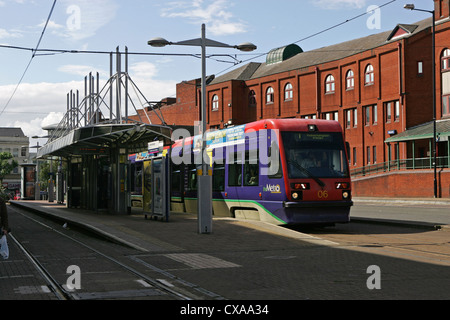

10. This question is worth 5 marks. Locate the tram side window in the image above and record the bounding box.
[244,151,259,186]
[228,151,243,186]
[187,164,198,191]
[213,163,225,191]
[268,141,282,179]
[171,164,182,193]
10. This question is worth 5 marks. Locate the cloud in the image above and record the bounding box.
[161,0,247,36]
[0,61,177,136]
[58,64,107,77]
[312,0,367,10]
[0,28,22,39]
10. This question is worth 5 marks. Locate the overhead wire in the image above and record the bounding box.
[0,0,402,117]
[215,0,398,76]
[0,0,57,119]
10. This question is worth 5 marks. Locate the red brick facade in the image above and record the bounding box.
[129,0,450,197]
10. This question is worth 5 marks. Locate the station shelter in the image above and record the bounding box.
[37,123,174,215]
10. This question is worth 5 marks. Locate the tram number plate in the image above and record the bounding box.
[317,190,329,199]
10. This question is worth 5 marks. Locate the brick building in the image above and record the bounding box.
[130,0,450,197]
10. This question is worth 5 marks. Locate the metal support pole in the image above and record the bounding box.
[198,24,212,234]
[110,52,113,122]
[125,46,129,124]
[116,46,122,124]
[431,11,438,198]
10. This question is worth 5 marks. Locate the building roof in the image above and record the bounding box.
[0,127,26,138]
[266,44,303,65]
[210,17,432,85]
[385,119,450,143]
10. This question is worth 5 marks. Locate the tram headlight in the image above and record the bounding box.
[342,191,350,199]
[291,191,302,200]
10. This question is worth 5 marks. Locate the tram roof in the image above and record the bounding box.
[172,119,343,148]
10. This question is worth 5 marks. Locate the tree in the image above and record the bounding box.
[0,152,18,200]
[0,152,18,183]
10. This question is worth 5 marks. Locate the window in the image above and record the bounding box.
[346,110,351,128]
[21,147,27,157]
[386,102,392,122]
[213,163,225,192]
[266,87,274,104]
[418,61,423,75]
[228,152,243,186]
[442,49,450,71]
[353,108,358,127]
[353,147,357,166]
[244,152,259,186]
[365,106,370,125]
[372,104,377,124]
[373,146,377,164]
[366,146,371,164]
[443,95,450,116]
[334,111,338,121]
[346,70,354,90]
[394,100,400,121]
[325,74,335,93]
[212,94,219,111]
[365,64,374,85]
[284,83,293,101]
[249,90,256,107]
[282,131,349,179]
[442,49,450,116]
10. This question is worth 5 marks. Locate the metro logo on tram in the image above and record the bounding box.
[263,184,281,193]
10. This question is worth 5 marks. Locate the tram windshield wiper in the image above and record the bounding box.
[287,160,326,189]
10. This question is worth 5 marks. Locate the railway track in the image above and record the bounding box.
[2,205,220,300]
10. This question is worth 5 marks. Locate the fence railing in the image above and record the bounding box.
[350,156,450,177]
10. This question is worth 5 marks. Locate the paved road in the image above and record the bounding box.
[3,200,450,304]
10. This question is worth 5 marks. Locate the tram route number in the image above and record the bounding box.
[317,190,329,199]
[180,304,269,317]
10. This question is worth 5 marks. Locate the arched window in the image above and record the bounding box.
[365,64,374,85]
[325,74,335,93]
[212,94,219,111]
[346,70,354,90]
[442,49,450,116]
[442,49,450,71]
[284,83,293,100]
[266,87,274,104]
[248,90,256,107]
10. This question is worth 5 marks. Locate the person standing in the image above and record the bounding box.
[0,197,9,235]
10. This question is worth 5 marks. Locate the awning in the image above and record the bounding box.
[385,119,450,143]
[36,123,185,158]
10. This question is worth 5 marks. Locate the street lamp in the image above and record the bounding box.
[32,135,54,202]
[148,24,257,233]
[404,4,438,198]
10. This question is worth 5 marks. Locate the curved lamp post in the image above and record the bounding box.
[148,24,257,233]
[404,4,438,198]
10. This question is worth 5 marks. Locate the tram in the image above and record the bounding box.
[170,119,353,225]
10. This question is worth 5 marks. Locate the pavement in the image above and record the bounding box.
[8,197,450,250]
[5,197,450,300]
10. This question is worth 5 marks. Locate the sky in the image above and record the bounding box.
[0,0,435,146]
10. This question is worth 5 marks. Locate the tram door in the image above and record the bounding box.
[143,156,170,221]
